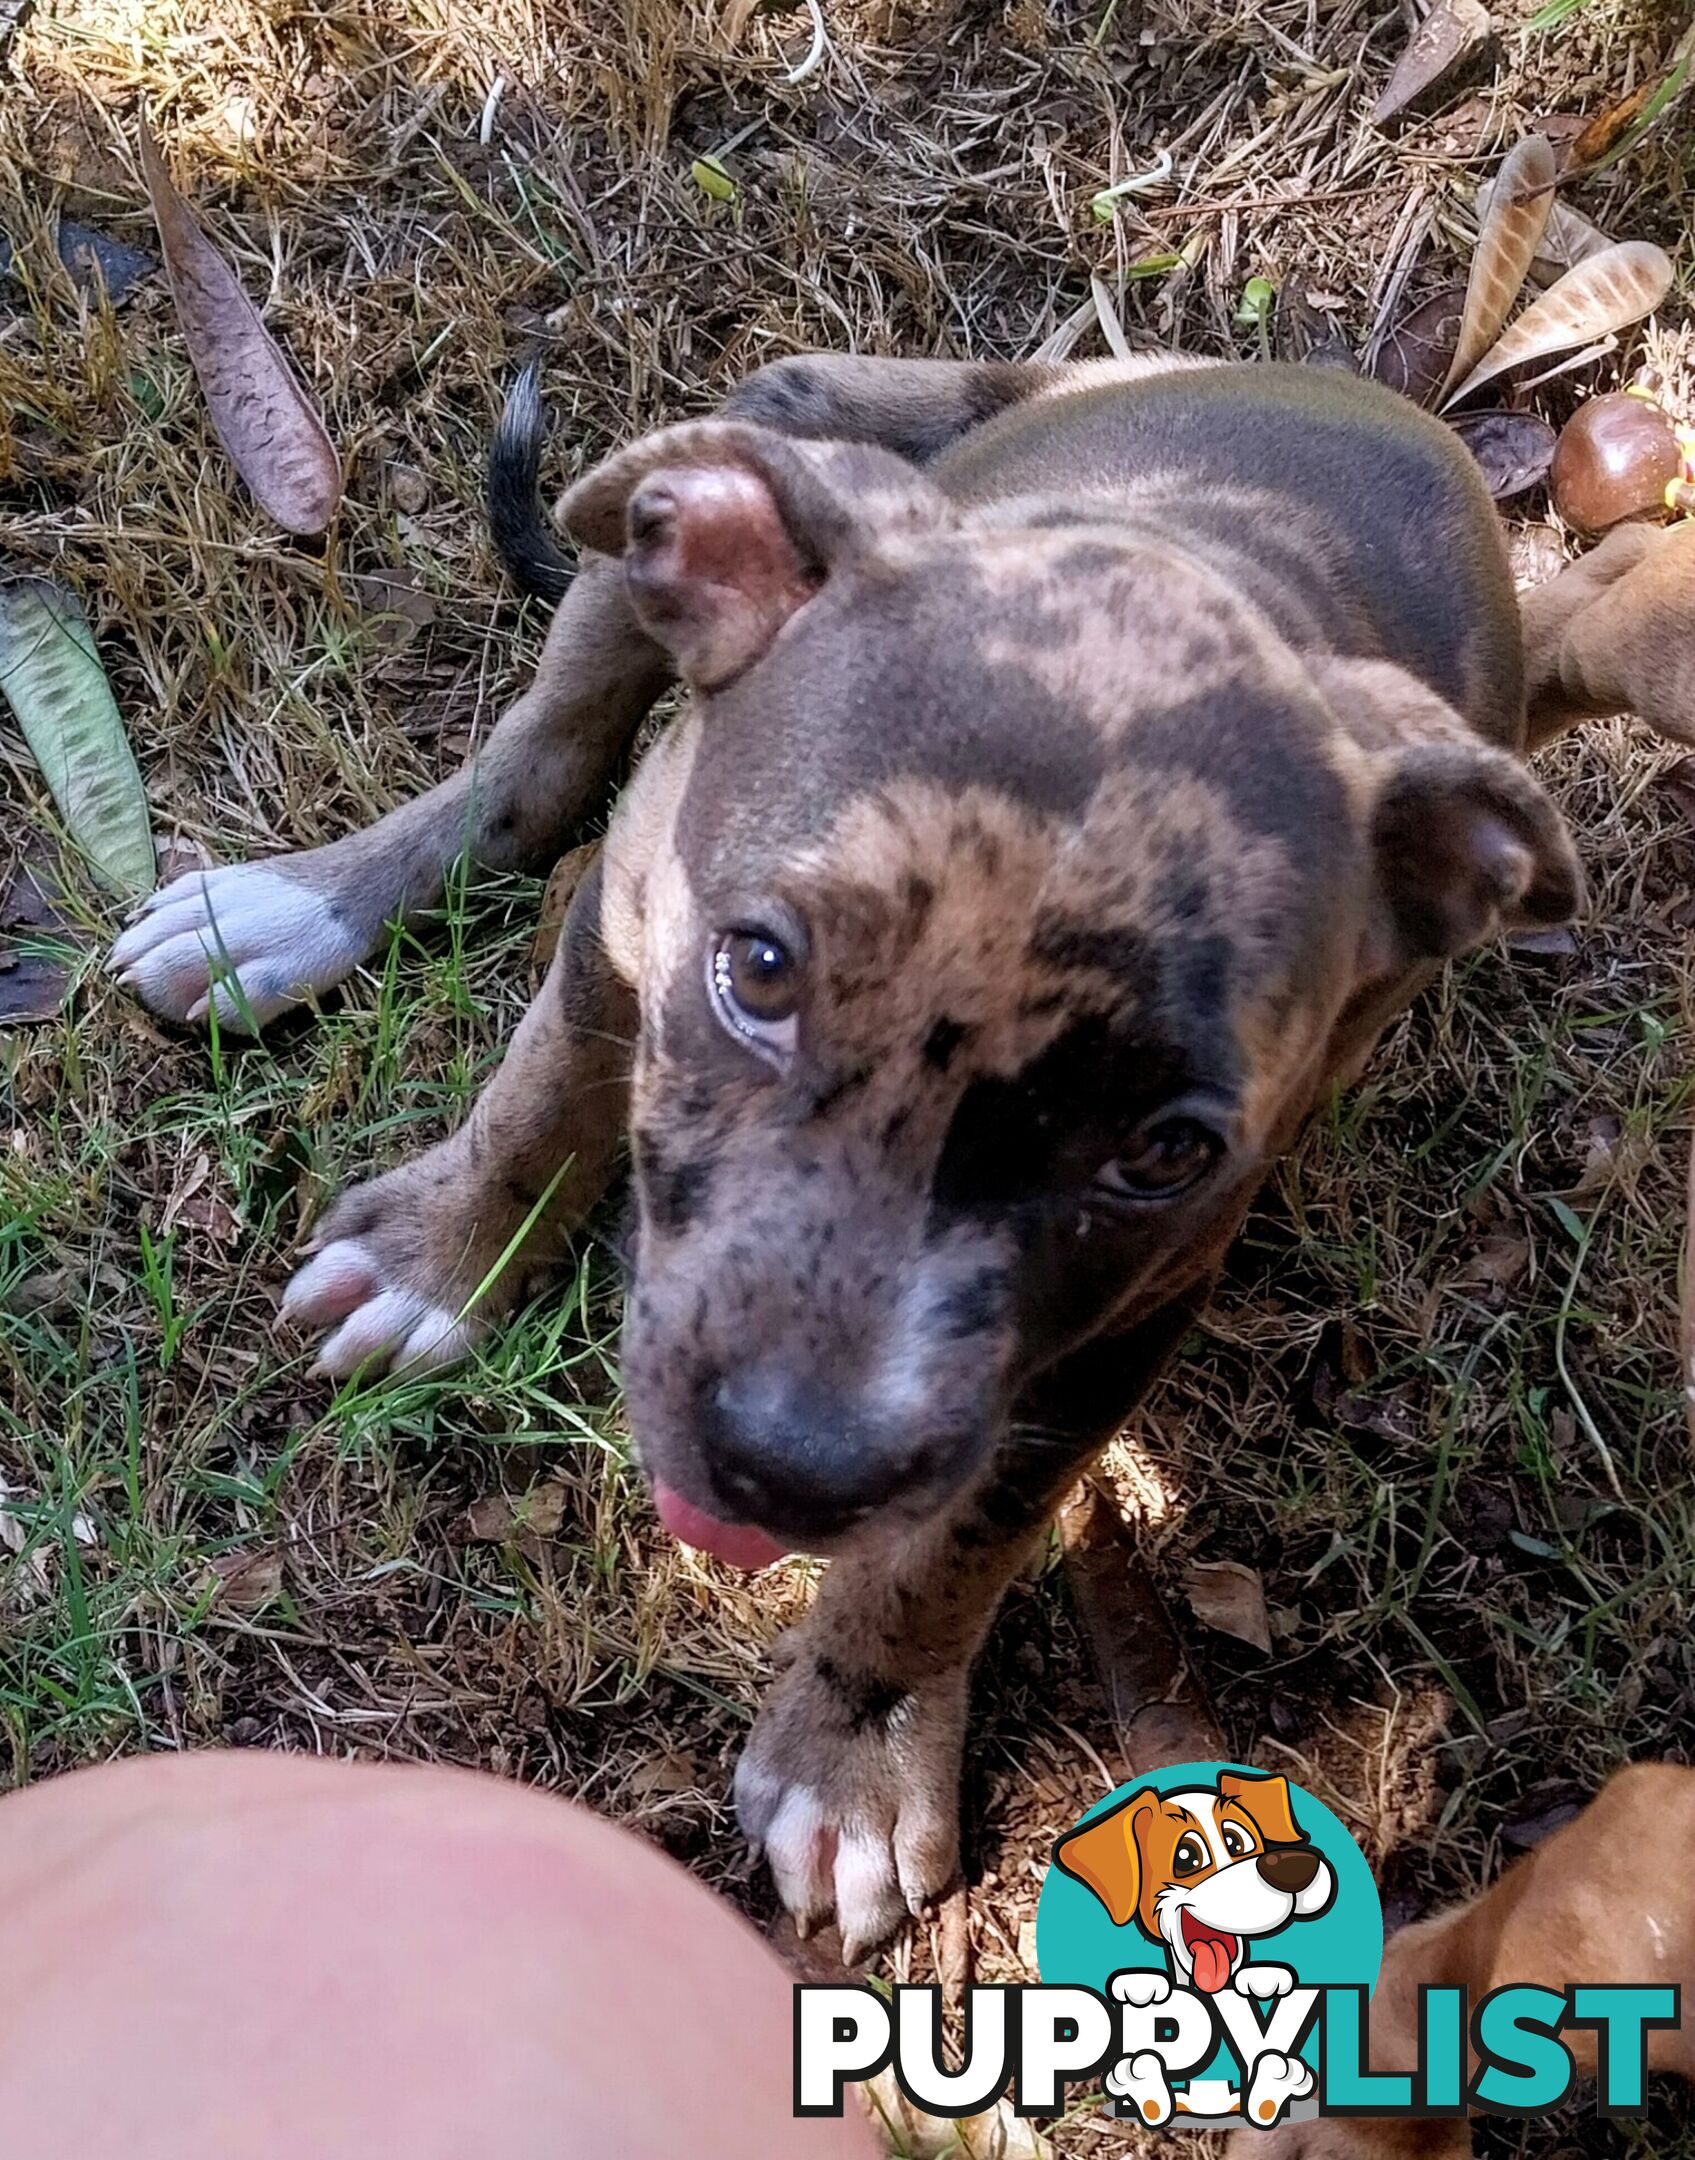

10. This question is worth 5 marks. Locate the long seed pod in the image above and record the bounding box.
[1439,135,1556,402]
[1441,240,1674,409]
[137,113,341,536]
[0,579,155,894]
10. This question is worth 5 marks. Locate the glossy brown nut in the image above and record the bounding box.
[1550,392,1682,534]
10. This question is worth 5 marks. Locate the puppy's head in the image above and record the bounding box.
[1053,1772,1335,1992]
[564,420,1580,1559]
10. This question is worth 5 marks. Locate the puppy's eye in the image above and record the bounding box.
[1173,1834,1208,1876]
[709,929,801,1063]
[1094,1116,1222,1204]
[1221,1822,1253,1858]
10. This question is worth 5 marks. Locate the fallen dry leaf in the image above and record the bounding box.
[350,566,437,653]
[1530,198,1615,280]
[1372,0,1491,125]
[466,1480,570,1543]
[210,1548,284,1612]
[1370,285,1466,405]
[137,113,341,536]
[1571,79,1663,171]
[1278,289,1358,372]
[0,1471,30,1558]
[529,840,601,988]
[160,1147,242,1244]
[1570,27,1694,175]
[1186,1558,1273,1655]
[1455,1229,1531,1292]
[1580,1114,1622,1187]
[625,1750,700,1802]
[0,857,79,1026]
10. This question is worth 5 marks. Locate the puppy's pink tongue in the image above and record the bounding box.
[653,1483,789,1570]
[1190,1933,1235,1995]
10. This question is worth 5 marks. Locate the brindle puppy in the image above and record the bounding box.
[112,354,1695,1959]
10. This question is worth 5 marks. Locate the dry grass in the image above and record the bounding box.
[2,0,1694,2148]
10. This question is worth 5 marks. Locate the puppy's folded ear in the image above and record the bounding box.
[560,420,950,690]
[1218,1771,1302,1847]
[1052,1792,1153,1928]
[1313,657,1583,965]
[1373,741,1581,960]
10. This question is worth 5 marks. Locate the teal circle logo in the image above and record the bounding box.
[1037,1761,1382,2128]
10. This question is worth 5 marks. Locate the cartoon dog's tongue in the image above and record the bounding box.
[653,1482,790,1570]
[1181,1912,1240,1994]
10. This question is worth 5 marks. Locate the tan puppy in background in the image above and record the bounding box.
[1231,1763,1695,2158]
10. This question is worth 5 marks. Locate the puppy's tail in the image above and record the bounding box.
[487,359,573,602]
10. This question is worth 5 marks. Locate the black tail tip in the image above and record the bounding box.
[488,358,573,603]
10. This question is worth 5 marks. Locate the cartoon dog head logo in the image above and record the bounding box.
[1052,1769,1336,1994]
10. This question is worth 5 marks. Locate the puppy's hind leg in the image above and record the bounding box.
[113,554,669,1030]
[1521,521,1695,750]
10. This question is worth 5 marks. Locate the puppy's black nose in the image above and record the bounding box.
[1257,1847,1319,1894]
[702,1366,904,1534]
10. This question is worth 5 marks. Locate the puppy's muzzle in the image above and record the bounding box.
[698,1362,952,1538]
[1257,1847,1320,1896]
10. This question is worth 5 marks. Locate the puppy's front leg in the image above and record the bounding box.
[736,1306,1198,1963]
[281,854,632,1375]
[114,557,668,1030]
[1521,520,1695,749]
[733,1486,1035,1964]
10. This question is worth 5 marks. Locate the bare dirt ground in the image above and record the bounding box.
[3,0,1693,2150]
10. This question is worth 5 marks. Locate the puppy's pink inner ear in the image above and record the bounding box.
[624,465,821,688]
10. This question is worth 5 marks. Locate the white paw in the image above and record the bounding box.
[733,1683,963,1969]
[1236,1964,1296,2000]
[1244,2050,1313,2128]
[281,1239,480,1379]
[110,863,367,1029]
[1106,2050,1174,2126]
[1111,1969,1173,2008]
[732,1761,947,1966]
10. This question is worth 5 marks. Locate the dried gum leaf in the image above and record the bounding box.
[1186,1558,1273,1655]
[137,114,341,536]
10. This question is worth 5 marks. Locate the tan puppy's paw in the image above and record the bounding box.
[111,856,374,1030]
[281,1152,509,1380]
[733,1627,968,1965]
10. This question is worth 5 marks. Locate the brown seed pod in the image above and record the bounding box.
[1550,392,1683,534]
